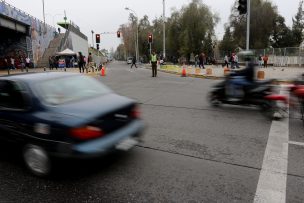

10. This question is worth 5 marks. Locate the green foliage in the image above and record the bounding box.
[271,15,293,48]
[291,0,304,46]
[118,0,218,62]
[222,0,278,50]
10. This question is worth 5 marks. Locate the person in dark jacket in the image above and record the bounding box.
[130,56,137,68]
[78,52,85,73]
[228,51,256,100]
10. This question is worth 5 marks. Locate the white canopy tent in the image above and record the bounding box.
[56,49,77,56]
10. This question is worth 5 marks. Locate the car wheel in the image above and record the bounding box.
[23,144,51,177]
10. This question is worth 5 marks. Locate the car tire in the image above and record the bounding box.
[23,144,51,177]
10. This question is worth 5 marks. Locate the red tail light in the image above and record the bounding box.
[70,126,104,140]
[131,105,141,118]
[294,88,304,98]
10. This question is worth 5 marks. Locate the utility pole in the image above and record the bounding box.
[246,0,250,50]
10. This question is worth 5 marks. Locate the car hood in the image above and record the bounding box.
[49,93,135,120]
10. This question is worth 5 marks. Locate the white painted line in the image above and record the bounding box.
[288,141,304,147]
[254,88,289,203]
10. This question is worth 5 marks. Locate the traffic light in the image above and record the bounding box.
[96,34,100,43]
[238,0,247,15]
[148,33,153,43]
[117,31,121,38]
[96,44,99,50]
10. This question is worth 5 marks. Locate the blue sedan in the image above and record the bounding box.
[0,72,144,176]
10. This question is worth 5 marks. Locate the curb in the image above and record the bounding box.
[143,65,294,84]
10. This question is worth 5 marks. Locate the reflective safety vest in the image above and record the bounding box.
[151,54,157,62]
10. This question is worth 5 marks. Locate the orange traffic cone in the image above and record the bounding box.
[181,65,187,77]
[224,67,230,76]
[101,66,106,76]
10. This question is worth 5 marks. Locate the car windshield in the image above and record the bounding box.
[35,75,111,105]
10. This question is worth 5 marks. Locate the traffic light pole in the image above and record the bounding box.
[246,0,250,51]
[149,42,151,55]
[163,0,166,59]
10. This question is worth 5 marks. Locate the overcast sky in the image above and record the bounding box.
[4,0,301,51]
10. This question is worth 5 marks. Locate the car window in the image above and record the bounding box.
[0,80,28,110]
[35,75,111,105]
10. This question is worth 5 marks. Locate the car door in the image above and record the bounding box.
[0,80,33,143]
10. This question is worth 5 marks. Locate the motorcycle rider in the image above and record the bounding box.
[227,51,256,101]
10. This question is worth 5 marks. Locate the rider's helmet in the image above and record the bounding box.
[238,50,255,62]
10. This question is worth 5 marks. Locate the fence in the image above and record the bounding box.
[217,47,304,67]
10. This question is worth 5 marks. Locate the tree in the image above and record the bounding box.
[166,11,182,59]
[224,0,278,49]
[164,0,218,61]
[219,26,237,54]
[178,0,219,58]
[292,0,304,46]
[117,0,218,62]
[114,44,125,60]
[271,15,293,48]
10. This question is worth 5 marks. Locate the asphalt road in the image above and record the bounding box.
[0,61,303,203]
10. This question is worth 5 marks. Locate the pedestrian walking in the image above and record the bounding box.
[10,57,15,70]
[4,57,8,70]
[199,52,205,69]
[25,57,31,69]
[151,51,158,77]
[88,53,94,72]
[131,56,137,68]
[20,57,25,71]
[70,56,75,68]
[224,55,229,68]
[234,54,240,68]
[263,55,268,68]
[194,54,199,67]
[230,53,236,69]
[258,55,263,68]
[78,52,85,73]
[49,56,53,70]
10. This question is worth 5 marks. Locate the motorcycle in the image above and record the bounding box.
[289,74,304,125]
[208,73,288,119]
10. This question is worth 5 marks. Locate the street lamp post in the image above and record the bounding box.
[163,0,166,59]
[125,7,139,63]
[42,0,46,34]
[91,30,94,49]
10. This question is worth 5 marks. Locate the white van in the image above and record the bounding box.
[127,57,133,64]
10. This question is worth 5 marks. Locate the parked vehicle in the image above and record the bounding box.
[127,57,133,64]
[0,72,144,176]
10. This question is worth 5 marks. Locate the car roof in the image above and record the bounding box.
[0,72,80,83]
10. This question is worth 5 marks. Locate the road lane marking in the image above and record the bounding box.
[288,141,304,147]
[254,88,289,203]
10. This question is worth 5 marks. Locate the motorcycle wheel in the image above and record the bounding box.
[300,101,304,126]
[208,92,221,107]
[260,100,277,120]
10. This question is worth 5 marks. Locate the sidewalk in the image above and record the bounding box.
[152,64,304,81]
[0,67,98,76]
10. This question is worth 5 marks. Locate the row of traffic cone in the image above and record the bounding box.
[181,64,213,77]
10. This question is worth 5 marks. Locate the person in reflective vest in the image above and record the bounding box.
[151,51,158,77]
